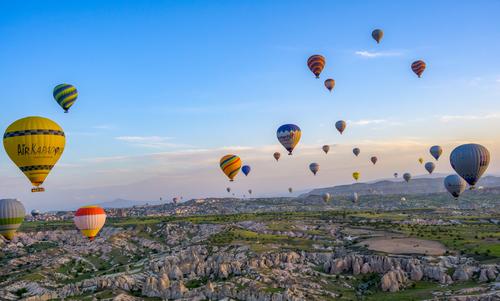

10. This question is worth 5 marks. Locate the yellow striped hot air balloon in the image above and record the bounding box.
[3,117,65,192]
[0,199,26,240]
[219,155,242,181]
[74,205,107,241]
[307,55,326,78]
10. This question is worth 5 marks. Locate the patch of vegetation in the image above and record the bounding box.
[185,276,209,289]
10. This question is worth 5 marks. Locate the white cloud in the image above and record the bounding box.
[349,119,387,126]
[115,136,188,148]
[354,50,402,58]
[439,113,500,122]
[92,124,116,130]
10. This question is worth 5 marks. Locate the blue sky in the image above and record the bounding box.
[1,1,500,210]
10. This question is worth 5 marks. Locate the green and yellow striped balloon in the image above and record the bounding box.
[53,84,78,113]
[0,199,26,240]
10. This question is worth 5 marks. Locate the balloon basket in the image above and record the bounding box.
[31,187,45,193]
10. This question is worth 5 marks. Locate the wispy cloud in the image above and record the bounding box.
[115,136,189,148]
[350,119,388,126]
[439,113,500,122]
[354,50,402,58]
[93,124,116,130]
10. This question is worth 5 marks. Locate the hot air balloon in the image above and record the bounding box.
[53,84,78,113]
[425,162,435,174]
[0,199,25,240]
[277,124,301,155]
[242,165,251,176]
[324,79,335,92]
[418,157,424,164]
[307,55,325,78]
[353,148,360,157]
[444,175,467,199]
[3,116,65,192]
[322,145,330,154]
[411,60,426,78]
[288,187,293,193]
[394,172,398,178]
[400,197,406,202]
[226,187,231,193]
[370,156,378,165]
[372,29,384,44]
[273,152,281,162]
[309,163,320,175]
[220,155,242,181]
[173,197,179,204]
[351,192,359,203]
[248,189,252,195]
[450,144,490,188]
[352,172,360,181]
[74,205,106,241]
[335,120,346,135]
[403,173,412,183]
[322,192,331,202]
[430,145,442,161]
[31,209,41,217]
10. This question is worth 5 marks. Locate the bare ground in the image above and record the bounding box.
[358,237,447,255]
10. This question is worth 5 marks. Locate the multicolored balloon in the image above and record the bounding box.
[0,199,25,240]
[307,54,326,78]
[444,175,467,199]
[425,162,435,174]
[219,155,242,181]
[3,116,66,192]
[242,165,251,176]
[353,148,360,157]
[371,156,378,165]
[411,60,426,78]
[335,120,346,134]
[53,84,78,113]
[403,172,412,183]
[322,192,331,202]
[273,152,281,162]
[372,29,384,44]
[352,171,360,181]
[309,163,320,175]
[430,145,443,161]
[74,205,106,241]
[322,145,330,154]
[450,144,490,187]
[277,124,301,155]
[324,79,335,92]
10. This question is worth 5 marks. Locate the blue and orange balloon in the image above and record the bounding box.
[277,124,301,155]
[220,155,242,181]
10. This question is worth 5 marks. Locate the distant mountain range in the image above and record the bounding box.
[303,175,500,197]
[97,198,167,209]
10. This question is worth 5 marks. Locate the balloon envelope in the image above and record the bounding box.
[309,163,320,175]
[0,199,25,240]
[273,152,281,161]
[425,162,435,174]
[74,206,106,241]
[324,79,335,92]
[430,146,443,161]
[371,156,378,165]
[277,124,301,155]
[322,145,330,154]
[450,144,490,187]
[444,175,467,199]
[248,189,252,194]
[353,148,360,156]
[288,187,293,193]
[335,120,346,134]
[352,172,360,181]
[3,116,65,192]
[241,165,251,176]
[53,84,78,113]
[372,29,384,43]
[31,209,41,217]
[220,155,242,181]
[418,157,424,164]
[403,173,412,182]
[322,192,331,202]
[226,187,231,193]
[394,173,398,178]
[411,60,426,78]
[307,55,326,78]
